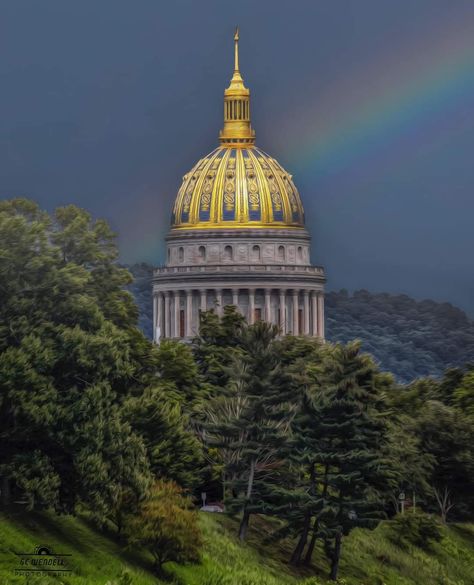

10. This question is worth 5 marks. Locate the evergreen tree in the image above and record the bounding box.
[124,386,204,490]
[203,320,289,541]
[289,342,394,579]
[192,306,246,394]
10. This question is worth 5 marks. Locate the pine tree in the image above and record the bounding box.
[300,342,393,580]
[203,320,289,541]
[123,386,204,490]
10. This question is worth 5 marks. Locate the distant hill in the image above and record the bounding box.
[128,264,474,383]
[325,289,474,382]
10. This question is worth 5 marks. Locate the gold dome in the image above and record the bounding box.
[171,29,305,231]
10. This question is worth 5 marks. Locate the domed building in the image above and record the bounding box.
[153,30,325,340]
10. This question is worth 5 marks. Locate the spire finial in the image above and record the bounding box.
[219,26,255,146]
[234,26,239,72]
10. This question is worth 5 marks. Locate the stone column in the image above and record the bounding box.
[264,289,272,323]
[156,293,163,341]
[216,288,223,316]
[303,290,310,335]
[249,288,256,324]
[200,289,207,313]
[292,290,299,336]
[232,289,239,308]
[164,291,171,338]
[174,290,181,338]
[317,293,325,339]
[153,293,158,342]
[311,291,318,337]
[186,290,193,338]
[317,292,324,338]
[279,290,286,334]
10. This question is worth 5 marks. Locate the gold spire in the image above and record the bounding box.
[219,27,255,146]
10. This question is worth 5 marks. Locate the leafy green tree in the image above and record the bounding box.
[392,369,474,520]
[124,386,204,490]
[416,400,474,519]
[193,306,246,394]
[124,480,202,574]
[155,339,204,407]
[453,369,474,416]
[0,199,152,516]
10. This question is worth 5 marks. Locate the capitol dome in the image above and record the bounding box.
[171,26,305,231]
[153,29,325,342]
[172,146,305,229]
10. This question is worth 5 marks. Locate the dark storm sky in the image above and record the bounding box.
[1,1,473,313]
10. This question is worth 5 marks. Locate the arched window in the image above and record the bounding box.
[297,246,303,262]
[167,248,171,262]
[251,245,261,261]
[178,247,184,263]
[278,245,285,261]
[198,245,206,261]
[223,245,233,261]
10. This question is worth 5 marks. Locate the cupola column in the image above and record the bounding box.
[249,288,256,324]
[200,289,207,313]
[164,291,171,338]
[303,290,310,335]
[264,289,272,323]
[154,292,164,342]
[292,290,299,335]
[279,290,286,334]
[232,289,239,308]
[311,291,318,337]
[216,289,223,316]
[153,294,158,342]
[186,290,193,337]
[317,293,325,338]
[174,291,181,338]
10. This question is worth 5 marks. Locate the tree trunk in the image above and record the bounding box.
[304,463,329,566]
[290,511,311,565]
[329,532,342,581]
[303,517,319,565]
[239,458,256,542]
[291,461,317,565]
[239,507,250,542]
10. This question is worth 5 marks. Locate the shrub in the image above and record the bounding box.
[124,480,202,573]
[387,513,443,550]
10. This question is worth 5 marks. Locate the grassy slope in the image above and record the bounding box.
[0,510,473,585]
[0,509,160,585]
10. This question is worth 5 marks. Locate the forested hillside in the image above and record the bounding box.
[128,264,474,382]
[2,202,473,584]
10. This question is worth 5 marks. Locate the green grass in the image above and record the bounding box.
[0,508,473,585]
[0,509,160,585]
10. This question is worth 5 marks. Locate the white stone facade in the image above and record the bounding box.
[153,229,325,341]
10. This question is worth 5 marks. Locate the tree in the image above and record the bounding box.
[155,339,204,407]
[0,199,152,516]
[124,480,202,574]
[124,386,204,490]
[297,342,394,580]
[416,400,474,519]
[192,306,246,394]
[203,320,289,541]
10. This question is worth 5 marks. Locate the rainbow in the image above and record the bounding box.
[284,16,474,176]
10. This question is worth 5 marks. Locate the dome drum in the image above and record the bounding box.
[165,231,312,267]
